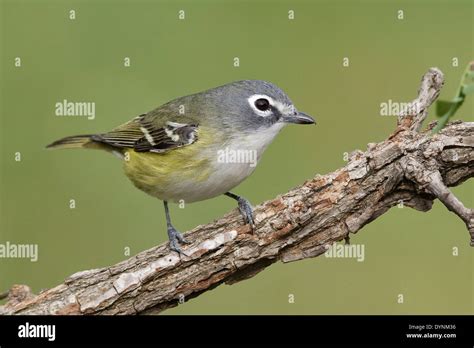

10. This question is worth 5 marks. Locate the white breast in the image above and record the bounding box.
[165,122,285,203]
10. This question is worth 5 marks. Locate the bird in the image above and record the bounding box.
[47,80,315,254]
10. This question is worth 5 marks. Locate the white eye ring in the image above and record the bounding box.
[248,94,274,117]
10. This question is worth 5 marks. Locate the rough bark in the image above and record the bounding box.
[1,68,473,315]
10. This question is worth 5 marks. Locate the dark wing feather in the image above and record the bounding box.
[92,114,198,153]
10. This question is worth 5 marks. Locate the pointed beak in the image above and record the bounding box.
[281,111,316,125]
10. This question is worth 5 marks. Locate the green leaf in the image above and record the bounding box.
[466,71,474,80]
[432,62,472,133]
[462,83,474,95]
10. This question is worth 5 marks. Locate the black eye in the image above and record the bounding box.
[255,98,270,111]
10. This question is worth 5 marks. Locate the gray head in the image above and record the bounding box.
[174,80,315,133]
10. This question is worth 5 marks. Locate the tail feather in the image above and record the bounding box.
[46,134,126,160]
[47,134,126,160]
[46,134,95,149]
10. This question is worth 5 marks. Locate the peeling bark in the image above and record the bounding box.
[1,68,472,315]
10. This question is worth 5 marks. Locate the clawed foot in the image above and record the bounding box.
[167,225,190,255]
[237,197,255,227]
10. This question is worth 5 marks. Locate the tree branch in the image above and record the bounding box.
[1,68,473,315]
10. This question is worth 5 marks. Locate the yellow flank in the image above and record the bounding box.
[122,127,215,199]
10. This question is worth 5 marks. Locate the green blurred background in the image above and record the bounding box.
[1,0,473,314]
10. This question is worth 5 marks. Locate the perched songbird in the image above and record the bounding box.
[47,80,315,253]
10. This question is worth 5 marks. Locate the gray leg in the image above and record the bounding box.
[164,201,189,254]
[224,192,255,226]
